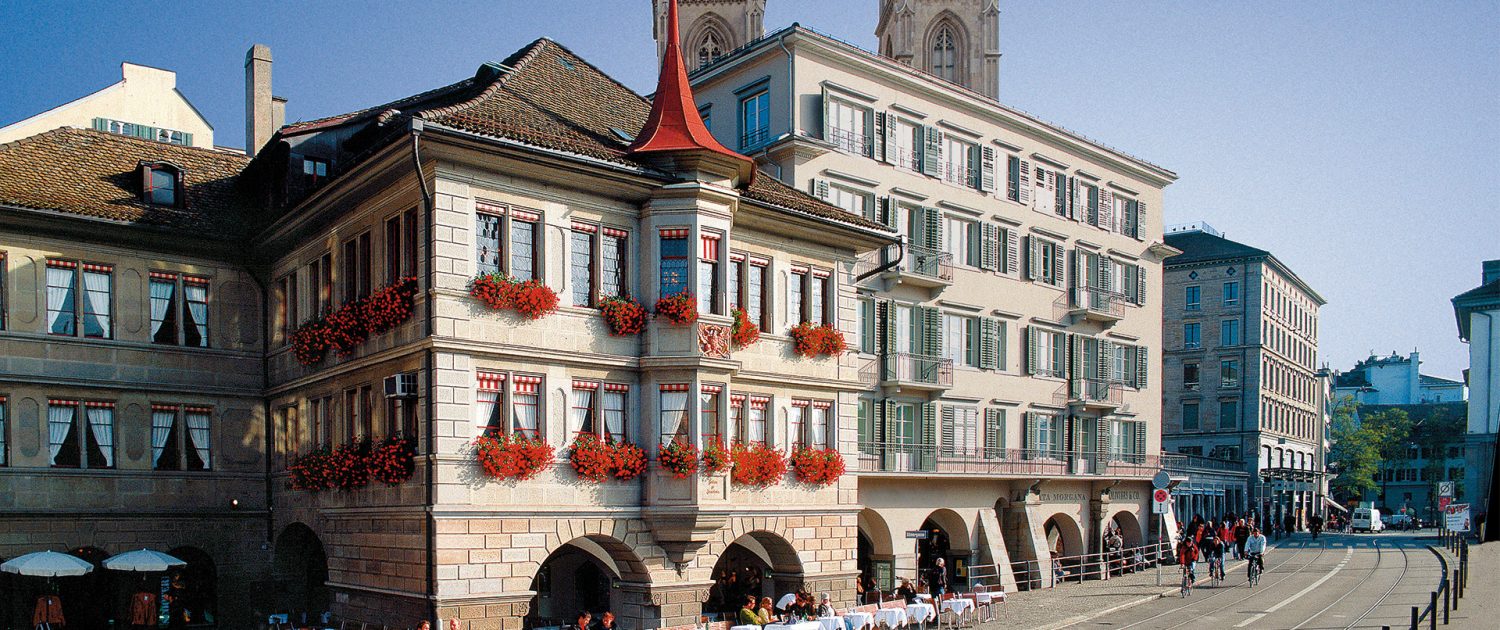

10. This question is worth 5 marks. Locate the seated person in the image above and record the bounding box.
[817,593,836,617]
[738,596,761,626]
[574,612,593,630]
[893,578,917,603]
[757,597,777,625]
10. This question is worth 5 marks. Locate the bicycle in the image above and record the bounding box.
[1180,564,1195,597]
[1246,553,1262,587]
[1209,556,1224,587]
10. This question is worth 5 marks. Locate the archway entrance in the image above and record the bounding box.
[167,546,217,626]
[1110,512,1144,547]
[526,536,648,627]
[61,546,110,630]
[1043,514,1084,582]
[916,509,968,593]
[857,509,895,598]
[273,523,329,623]
[708,531,803,616]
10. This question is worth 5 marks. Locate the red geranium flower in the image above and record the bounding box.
[791,446,846,486]
[788,322,848,358]
[474,432,555,481]
[654,291,698,324]
[657,438,700,479]
[599,295,648,336]
[731,308,760,347]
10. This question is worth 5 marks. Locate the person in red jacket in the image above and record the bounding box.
[128,590,158,628]
[1176,536,1200,582]
[33,594,65,629]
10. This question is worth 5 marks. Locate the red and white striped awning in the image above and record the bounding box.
[513,375,542,394]
[602,227,628,239]
[47,260,77,269]
[48,399,79,406]
[700,233,721,261]
[571,222,598,234]
[572,380,599,390]
[81,263,112,273]
[151,404,180,412]
[812,401,833,410]
[84,401,115,409]
[149,271,178,281]
[184,406,213,414]
[184,275,210,286]
[730,394,747,404]
[660,383,690,392]
[602,383,630,393]
[791,399,810,408]
[730,252,746,263]
[477,372,507,392]
[476,201,506,216]
[749,396,770,409]
[659,227,689,239]
[512,209,541,222]
[701,384,723,394]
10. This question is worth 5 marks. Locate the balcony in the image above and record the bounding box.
[855,244,953,291]
[827,127,870,157]
[1064,378,1124,412]
[881,352,953,391]
[1067,287,1125,325]
[855,443,1159,479]
[941,162,977,188]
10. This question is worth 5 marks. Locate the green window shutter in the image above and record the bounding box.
[940,405,956,456]
[978,318,998,370]
[1133,420,1147,456]
[1050,240,1065,287]
[1098,255,1112,295]
[1069,177,1081,221]
[919,403,938,470]
[885,111,900,163]
[1024,412,1037,454]
[1026,236,1040,281]
[873,111,887,162]
[1025,326,1038,375]
[980,223,999,271]
[1069,334,1081,382]
[1125,199,1139,238]
[878,196,898,230]
[1136,345,1149,389]
[859,298,875,352]
[1099,188,1115,231]
[1054,173,1068,217]
[1070,249,1084,291]
[1136,201,1148,239]
[812,178,830,200]
[985,408,1005,458]
[1097,340,1113,382]
[91,118,107,131]
[1098,418,1111,457]
[980,146,997,193]
[878,299,897,379]
[997,321,1008,370]
[918,306,942,357]
[1087,185,1099,226]
[968,144,983,189]
[182,132,193,147]
[921,126,944,178]
[923,206,943,251]
[1137,266,1148,305]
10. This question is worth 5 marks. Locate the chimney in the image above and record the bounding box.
[1483,259,1500,285]
[245,44,274,157]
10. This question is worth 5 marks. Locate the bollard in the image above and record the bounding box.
[1412,606,1419,630]
[1454,569,1460,609]
[1430,592,1438,630]
[1444,580,1450,624]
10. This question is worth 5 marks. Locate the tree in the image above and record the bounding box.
[1329,397,1380,501]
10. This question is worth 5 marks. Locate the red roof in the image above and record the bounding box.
[627,0,753,174]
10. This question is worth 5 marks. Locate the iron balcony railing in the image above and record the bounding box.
[852,244,954,284]
[739,127,770,150]
[889,145,921,171]
[1070,287,1126,318]
[942,161,977,187]
[1160,452,1249,473]
[855,443,1158,478]
[827,127,870,157]
[1070,378,1125,406]
[883,351,953,387]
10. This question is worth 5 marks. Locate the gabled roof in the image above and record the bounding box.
[1452,279,1500,340]
[0,127,254,239]
[1164,230,1271,266]
[1419,374,1463,387]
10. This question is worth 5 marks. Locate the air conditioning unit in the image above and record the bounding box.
[384,373,418,398]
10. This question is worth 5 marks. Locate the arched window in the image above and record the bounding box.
[697,29,726,68]
[931,24,957,82]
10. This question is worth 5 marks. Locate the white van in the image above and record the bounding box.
[1352,508,1384,533]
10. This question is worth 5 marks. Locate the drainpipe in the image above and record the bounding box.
[1476,311,1500,542]
[779,27,796,140]
[249,268,274,548]
[409,118,440,624]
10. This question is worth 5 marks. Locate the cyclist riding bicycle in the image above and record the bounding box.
[1243,527,1267,583]
[1176,535,1200,581]
[1201,533,1226,581]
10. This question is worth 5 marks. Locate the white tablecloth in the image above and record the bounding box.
[816,616,846,630]
[731,625,761,630]
[940,598,974,616]
[913,593,932,602]
[844,611,874,630]
[905,603,936,623]
[973,592,1005,604]
[766,622,823,630]
[873,608,908,628]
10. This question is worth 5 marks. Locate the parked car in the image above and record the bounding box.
[1353,507,1385,533]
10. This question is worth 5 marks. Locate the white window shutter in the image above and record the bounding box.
[1136,201,1148,238]
[980,146,997,193]
[1017,159,1032,205]
[884,111,900,163]
[1071,249,1086,291]
[812,178,830,201]
[1004,228,1019,275]
[1026,236,1040,280]
[1137,266,1147,305]
[821,86,833,142]
[940,405,956,456]
[1050,240,1064,287]
[980,223,999,271]
[1099,189,1115,232]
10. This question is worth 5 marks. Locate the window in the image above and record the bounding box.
[788,267,831,326]
[1184,363,1200,390]
[857,399,874,452]
[275,405,299,467]
[568,381,629,443]
[941,406,978,456]
[827,98,870,156]
[788,268,805,324]
[660,384,691,444]
[341,233,372,301]
[571,225,595,306]
[306,253,332,316]
[1182,401,1200,431]
[1219,400,1238,430]
[1028,327,1067,378]
[309,396,332,446]
[732,254,771,331]
[150,272,209,347]
[944,216,980,267]
[809,270,830,325]
[385,214,403,283]
[96,118,190,145]
[698,233,722,315]
[1185,286,1201,311]
[789,399,832,448]
[150,405,212,471]
[1220,319,1240,346]
[0,253,6,331]
[739,90,770,149]
[1029,412,1060,458]
[809,401,831,449]
[941,136,976,187]
[1223,281,1239,306]
[0,396,6,466]
[46,260,112,339]
[48,400,114,468]
[277,273,297,344]
[858,297,876,353]
[474,372,542,439]
[944,314,978,367]
[404,208,419,280]
[827,185,871,219]
[1221,360,1240,387]
[1028,237,1064,287]
[930,24,957,82]
[303,157,329,186]
[475,203,541,281]
[141,163,180,207]
[735,395,770,446]
[892,119,920,171]
[659,229,690,298]
[701,385,723,445]
[696,28,726,67]
[1184,323,1201,349]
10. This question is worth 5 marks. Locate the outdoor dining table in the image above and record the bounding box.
[764,621,823,630]
[843,611,874,630]
[939,598,974,628]
[731,625,761,630]
[815,616,845,630]
[872,607,908,628]
[904,602,936,624]
[972,591,1003,622]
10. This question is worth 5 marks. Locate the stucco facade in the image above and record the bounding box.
[0,62,216,148]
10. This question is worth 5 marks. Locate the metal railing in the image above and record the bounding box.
[1003,541,1173,591]
[1160,452,1247,473]
[1068,378,1124,406]
[853,244,953,283]
[827,126,870,156]
[855,443,1159,478]
[889,145,921,171]
[884,352,953,387]
[1070,287,1126,318]
[942,162,977,187]
[739,127,770,150]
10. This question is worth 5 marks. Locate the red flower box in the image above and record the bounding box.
[368,435,416,486]
[654,292,698,324]
[364,277,418,334]
[330,440,373,490]
[470,273,559,320]
[288,445,334,491]
[791,446,846,486]
[731,308,760,347]
[474,433,555,481]
[599,295,647,336]
[290,277,418,366]
[569,433,616,482]
[657,439,700,479]
[730,442,787,487]
[788,322,847,358]
[701,440,731,475]
[612,441,647,481]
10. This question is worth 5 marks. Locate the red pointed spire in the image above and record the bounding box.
[630,0,755,179]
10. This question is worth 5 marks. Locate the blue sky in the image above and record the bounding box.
[2,1,1496,380]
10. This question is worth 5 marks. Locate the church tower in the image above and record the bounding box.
[653,0,767,72]
[876,0,1000,99]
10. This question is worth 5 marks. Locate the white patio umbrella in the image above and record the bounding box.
[0,551,94,577]
[103,549,186,572]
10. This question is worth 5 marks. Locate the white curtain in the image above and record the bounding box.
[512,393,539,437]
[46,267,75,334]
[47,405,73,463]
[475,391,501,436]
[699,392,719,441]
[87,406,114,467]
[810,407,828,448]
[82,270,111,336]
[660,391,689,443]
[185,283,208,345]
[149,280,174,339]
[569,389,594,437]
[603,391,625,442]
[185,411,212,468]
[748,405,766,445]
[150,410,174,467]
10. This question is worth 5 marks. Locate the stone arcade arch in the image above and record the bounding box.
[272,523,329,622]
[62,546,110,630]
[708,530,805,614]
[167,546,217,626]
[1110,509,1145,548]
[1043,513,1084,582]
[526,535,651,625]
[857,509,896,593]
[917,508,971,590]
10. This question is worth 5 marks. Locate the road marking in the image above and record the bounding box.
[1234,546,1354,628]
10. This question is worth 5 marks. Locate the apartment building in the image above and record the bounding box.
[0,61,221,149]
[679,2,1179,593]
[1332,351,1466,405]
[1161,223,1328,528]
[1452,259,1500,531]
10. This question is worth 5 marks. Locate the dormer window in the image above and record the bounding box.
[303,157,329,186]
[141,162,181,207]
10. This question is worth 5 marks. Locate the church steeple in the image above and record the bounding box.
[653,0,766,72]
[876,0,1001,99]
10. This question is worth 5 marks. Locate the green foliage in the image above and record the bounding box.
[1330,397,1380,500]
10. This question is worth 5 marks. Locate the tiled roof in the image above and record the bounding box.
[0,127,255,239]
[1164,230,1271,266]
[287,38,890,234]
[1419,374,1463,387]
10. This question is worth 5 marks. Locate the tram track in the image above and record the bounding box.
[1339,540,1411,629]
